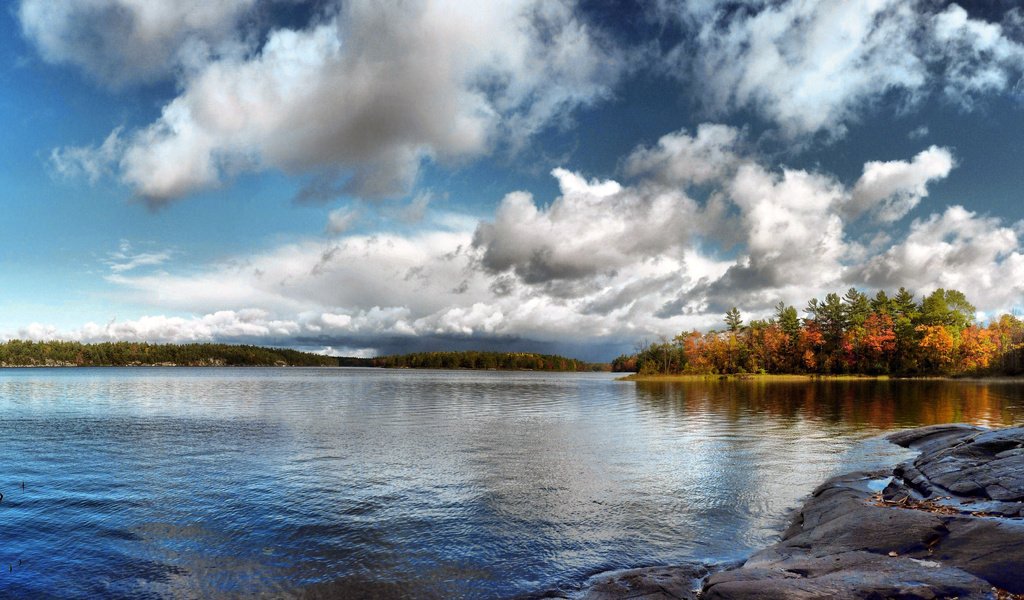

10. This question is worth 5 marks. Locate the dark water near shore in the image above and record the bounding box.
[0,369,1022,598]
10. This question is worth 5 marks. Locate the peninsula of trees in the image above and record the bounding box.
[614,287,1024,377]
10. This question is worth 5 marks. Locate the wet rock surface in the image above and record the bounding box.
[578,564,710,600]
[568,424,1024,599]
[889,423,1024,515]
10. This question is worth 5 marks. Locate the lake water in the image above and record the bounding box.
[0,368,1022,599]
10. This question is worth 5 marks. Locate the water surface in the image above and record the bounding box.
[0,369,1022,598]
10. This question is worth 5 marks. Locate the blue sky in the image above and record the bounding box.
[2,0,1024,360]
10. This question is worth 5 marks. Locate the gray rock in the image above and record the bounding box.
[576,565,709,600]
[697,424,1024,598]
[890,426,1024,506]
[886,423,984,451]
[703,550,994,600]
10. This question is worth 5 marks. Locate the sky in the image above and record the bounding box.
[2,0,1024,361]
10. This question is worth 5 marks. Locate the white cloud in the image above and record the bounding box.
[20,126,1024,356]
[675,0,927,138]
[908,125,930,140]
[326,207,359,235]
[18,0,257,87]
[52,0,623,204]
[856,206,1024,309]
[106,240,173,273]
[51,128,124,184]
[623,124,741,186]
[848,145,955,223]
[18,310,299,344]
[473,167,699,285]
[931,4,1024,106]
[472,129,961,319]
[662,0,1024,138]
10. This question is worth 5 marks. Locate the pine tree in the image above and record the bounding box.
[842,288,871,327]
[724,307,743,333]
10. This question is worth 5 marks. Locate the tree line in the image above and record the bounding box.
[0,342,608,372]
[369,351,608,371]
[613,288,1024,376]
[0,341,337,367]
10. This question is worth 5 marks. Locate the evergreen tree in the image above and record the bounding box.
[774,301,801,340]
[870,290,892,315]
[842,288,871,327]
[892,287,919,319]
[724,307,743,332]
[817,293,848,345]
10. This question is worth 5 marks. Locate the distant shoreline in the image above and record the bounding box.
[0,342,607,371]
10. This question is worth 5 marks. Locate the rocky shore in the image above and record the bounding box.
[563,424,1024,599]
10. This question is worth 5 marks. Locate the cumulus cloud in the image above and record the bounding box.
[17,309,300,345]
[21,125,1023,358]
[18,0,257,87]
[474,168,699,285]
[685,163,850,312]
[49,0,623,204]
[848,146,955,223]
[662,0,1024,138]
[855,206,1024,308]
[623,123,741,186]
[473,127,959,318]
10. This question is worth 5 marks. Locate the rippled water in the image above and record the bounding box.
[0,368,1022,598]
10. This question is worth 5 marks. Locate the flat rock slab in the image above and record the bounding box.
[890,425,1024,507]
[696,424,1024,598]
[576,565,709,600]
[704,550,994,600]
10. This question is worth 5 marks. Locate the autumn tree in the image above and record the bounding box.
[916,325,956,373]
[861,313,897,373]
[958,326,996,373]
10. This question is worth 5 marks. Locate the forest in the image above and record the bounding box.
[0,340,337,367]
[613,287,1024,377]
[368,351,607,371]
[0,341,605,372]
